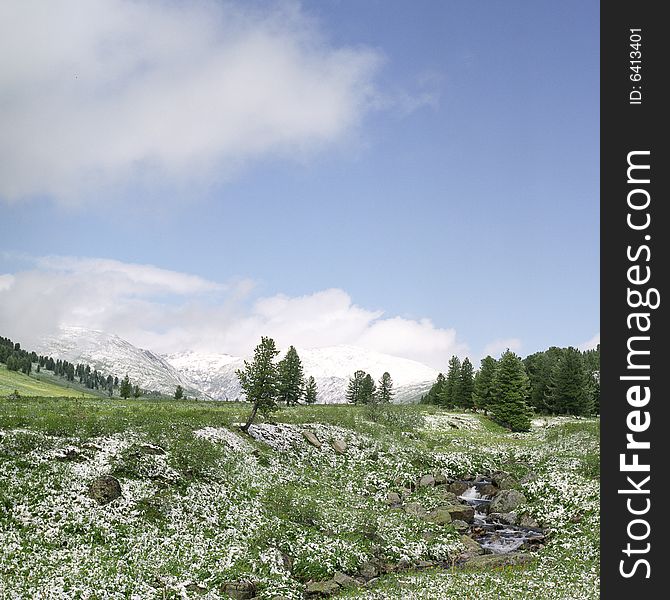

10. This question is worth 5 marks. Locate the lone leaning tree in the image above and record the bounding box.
[237,337,280,433]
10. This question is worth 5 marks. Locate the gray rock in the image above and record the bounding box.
[302,431,322,449]
[87,476,122,505]
[331,439,347,454]
[437,489,459,503]
[434,473,448,485]
[519,514,540,529]
[460,534,484,556]
[492,472,519,490]
[442,504,475,522]
[220,581,256,599]
[404,502,428,518]
[358,560,381,580]
[489,489,526,513]
[385,492,402,506]
[452,519,469,532]
[447,481,471,496]
[418,474,435,487]
[426,508,452,525]
[396,557,412,571]
[478,483,498,497]
[305,580,339,596]
[333,572,358,588]
[185,583,207,595]
[489,511,518,525]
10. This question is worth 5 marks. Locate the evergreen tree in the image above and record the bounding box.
[132,385,141,399]
[277,346,304,406]
[119,375,132,399]
[361,373,376,404]
[420,373,445,405]
[524,347,564,412]
[439,356,461,408]
[174,385,184,400]
[346,370,367,404]
[377,372,394,403]
[456,358,475,409]
[490,350,532,432]
[237,337,280,432]
[304,376,318,405]
[545,347,591,415]
[472,356,497,413]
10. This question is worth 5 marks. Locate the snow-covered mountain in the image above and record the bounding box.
[37,327,440,404]
[36,327,205,398]
[166,345,439,404]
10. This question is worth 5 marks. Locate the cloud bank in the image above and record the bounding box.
[0,256,466,369]
[0,0,382,203]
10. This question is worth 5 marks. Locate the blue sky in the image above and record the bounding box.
[0,1,599,367]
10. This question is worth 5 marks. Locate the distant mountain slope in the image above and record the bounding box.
[0,364,99,398]
[36,327,204,398]
[166,345,439,404]
[36,328,439,404]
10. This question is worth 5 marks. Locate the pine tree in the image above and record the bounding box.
[346,370,367,404]
[237,337,280,432]
[545,347,591,415]
[490,350,532,432]
[456,358,475,409]
[119,375,132,399]
[304,376,318,404]
[361,373,376,404]
[277,346,304,406]
[174,385,184,400]
[472,356,497,413]
[420,373,445,404]
[377,372,394,403]
[439,356,461,408]
[132,385,141,399]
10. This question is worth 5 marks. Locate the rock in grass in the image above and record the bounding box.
[447,481,471,496]
[489,489,526,513]
[358,560,382,580]
[452,519,469,532]
[442,504,475,522]
[426,508,452,525]
[333,572,359,588]
[404,502,428,518]
[385,491,402,506]
[220,581,256,599]
[87,476,122,505]
[305,579,339,596]
[489,511,518,525]
[331,439,347,454]
[459,534,484,557]
[302,431,322,449]
[418,474,435,487]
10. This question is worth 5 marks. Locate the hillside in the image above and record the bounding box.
[0,399,600,599]
[0,364,99,397]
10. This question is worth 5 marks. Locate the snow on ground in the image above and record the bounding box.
[194,426,251,451]
[421,413,483,431]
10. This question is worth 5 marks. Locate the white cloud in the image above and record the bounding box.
[481,337,523,360]
[0,0,382,203]
[0,256,464,369]
[579,333,600,351]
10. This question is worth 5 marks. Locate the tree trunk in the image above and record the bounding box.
[240,403,258,433]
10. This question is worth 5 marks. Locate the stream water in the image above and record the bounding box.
[458,481,545,554]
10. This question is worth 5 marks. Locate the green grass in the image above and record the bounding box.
[0,364,99,398]
[0,398,600,599]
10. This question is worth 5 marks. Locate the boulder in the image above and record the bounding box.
[434,473,448,485]
[358,560,382,580]
[302,431,322,449]
[489,489,526,513]
[404,503,428,518]
[437,489,459,503]
[426,508,452,525]
[492,472,519,490]
[452,519,469,532]
[87,476,122,505]
[478,483,498,497]
[385,492,402,506]
[220,581,256,599]
[489,511,518,525]
[331,439,347,454]
[418,474,435,488]
[442,504,475,522]
[396,557,412,571]
[185,583,207,595]
[306,580,340,596]
[460,534,484,556]
[333,572,358,588]
[447,481,471,496]
[519,514,540,529]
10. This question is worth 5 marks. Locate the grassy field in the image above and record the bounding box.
[0,364,100,398]
[0,398,599,599]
